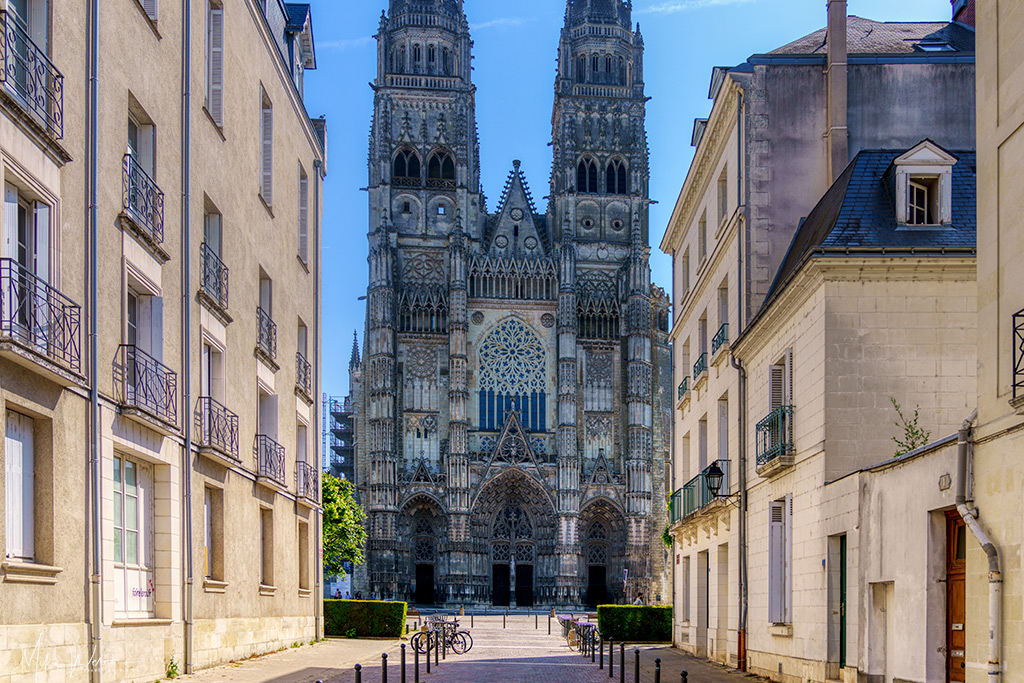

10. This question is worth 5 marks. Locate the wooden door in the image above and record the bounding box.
[946,512,967,683]
[492,564,510,607]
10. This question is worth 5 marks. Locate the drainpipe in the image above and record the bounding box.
[314,157,323,636]
[956,412,1000,682]
[87,0,102,679]
[181,0,195,672]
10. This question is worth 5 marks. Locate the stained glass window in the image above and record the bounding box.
[478,319,547,432]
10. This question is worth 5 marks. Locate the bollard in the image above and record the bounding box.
[591,633,596,663]
[608,638,614,678]
[655,657,661,683]
[435,631,439,667]
[426,633,431,674]
[503,613,506,629]
[471,611,474,628]
[443,631,447,660]
[536,614,538,630]
[634,649,639,683]
[680,671,688,683]
[401,644,407,683]
[382,652,388,683]
[599,638,604,669]
[548,615,551,635]
[619,643,625,683]
[414,644,420,683]
[354,664,362,683]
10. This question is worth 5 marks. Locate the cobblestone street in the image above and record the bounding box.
[178,616,758,683]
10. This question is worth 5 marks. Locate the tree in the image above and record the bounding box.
[322,473,367,578]
[891,397,931,458]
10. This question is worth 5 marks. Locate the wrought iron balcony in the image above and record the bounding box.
[296,352,312,401]
[1014,310,1024,401]
[114,345,177,426]
[0,10,63,138]
[693,352,708,381]
[297,460,319,504]
[194,397,239,462]
[669,487,683,525]
[0,258,81,373]
[122,154,164,245]
[256,307,276,362]
[254,435,286,488]
[680,459,731,518]
[677,376,689,401]
[756,405,794,468]
[712,323,729,355]
[200,243,229,311]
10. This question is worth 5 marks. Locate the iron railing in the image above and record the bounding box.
[0,258,81,372]
[257,307,276,361]
[1015,310,1024,401]
[194,397,239,461]
[693,352,708,380]
[115,345,177,425]
[756,405,794,467]
[712,323,729,355]
[0,10,63,138]
[296,352,312,399]
[200,243,229,310]
[297,461,319,503]
[669,488,683,524]
[426,177,456,190]
[677,376,689,401]
[680,459,730,518]
[254,435,286,486]
[122,154,164,244]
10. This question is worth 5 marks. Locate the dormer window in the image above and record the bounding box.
[893,141,957,228]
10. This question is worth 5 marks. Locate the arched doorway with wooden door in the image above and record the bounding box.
[399,494,446,606]
[579,498,626,607]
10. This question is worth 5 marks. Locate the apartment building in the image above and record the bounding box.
[1,0,325,680]
[660,0,976,674]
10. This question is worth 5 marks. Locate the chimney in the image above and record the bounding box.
[951,0,975,28]
[826,0,848,183]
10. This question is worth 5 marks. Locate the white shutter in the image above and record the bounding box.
[298,172,309,262]
[150,295,163,362]
[768,500,785,623]
[4,411,33,561]
[28,0,48,52]
[784,494,793,622]
[261,102,273,203]
[718,398,728,463]
[33,202,48,283]
[4,184,18,260]
[142,0,157,20]
[784,348,794,406]
[208,5,224,126]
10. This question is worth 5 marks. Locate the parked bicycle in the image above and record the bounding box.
[411,615,474,654]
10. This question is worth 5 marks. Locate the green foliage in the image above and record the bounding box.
[324,599,408,638]
[661,526,672,548]
[597,605,672,642]
[891,397,931,457]
[322,473,368,577]
[166,657,179,679]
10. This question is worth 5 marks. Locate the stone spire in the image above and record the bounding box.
[349,331,360,373]
[565,0,632,29]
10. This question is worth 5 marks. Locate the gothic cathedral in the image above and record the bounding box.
[358,0,672,608]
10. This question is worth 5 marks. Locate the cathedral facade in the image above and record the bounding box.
[357,0,672,608]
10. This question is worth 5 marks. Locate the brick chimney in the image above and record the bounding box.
[826,0,848,183]
[952,0,975,28]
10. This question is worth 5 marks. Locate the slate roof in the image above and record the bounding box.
[769,16,975,55]
[284,3,310,31]
[767,147,977,301]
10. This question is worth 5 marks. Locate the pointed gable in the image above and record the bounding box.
[486,410,540,470]
[588,451,615,486]
[485,160,548,257]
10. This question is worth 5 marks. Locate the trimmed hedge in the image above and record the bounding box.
[324,599,408,638]
[596,605,672,642]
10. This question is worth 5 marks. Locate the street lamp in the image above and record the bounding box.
[704,461,725,499]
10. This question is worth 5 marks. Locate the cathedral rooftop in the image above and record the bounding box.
[566,0,632,29]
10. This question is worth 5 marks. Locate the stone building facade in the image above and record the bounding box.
[357,0,671,608]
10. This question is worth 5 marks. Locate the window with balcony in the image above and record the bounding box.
[298,166,309,264]
[205,0,224,126]
[1,0,62,138]
[256,270,277,365]
[259,89,273,205]
[196,337,237,463]
[757,349,794,469]
[200,208,228,312]
[768,496,793,624]
[113,454,155,618]
[296,421,318,504]
[118,276,176,425]
[4,410,34,561]
[255,388,284,489]
[393,149,421,187]
[427,150,455,189]
[296,320,311,401]
[124,107,164,245]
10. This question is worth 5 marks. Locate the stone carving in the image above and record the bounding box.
[478,318,546,395]
[541,313,555,328]
[577,243,629,262]
[587,352,614,382]
[586,415,613,439]
[471,311,485,325]
[407,346,436,379]
[576,269,618,299]
[493,505,533,540]
[403,253,446,284]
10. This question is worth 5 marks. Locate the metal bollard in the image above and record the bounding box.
[548,615,551,635]
[435,632,439,667]
[608,638,614,678]
[471,611,474,628]
[536,614,538,629]
[426,633,431,674]
[354,664,362,683]
[414,644,420,683]
[443,632,447,660]
[503,613,506,628]
[591,633,596,663]
[680,671,688,682]
[655,657,661,683]
[401,644,407,683]
[619,643,625,683]
[634,649,639,683]
[599,638,604,669]
[382,653,389,683]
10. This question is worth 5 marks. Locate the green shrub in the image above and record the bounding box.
[324,599,408,638]
[597,605,672,642]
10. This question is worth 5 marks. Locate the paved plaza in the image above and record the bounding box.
[177,616,758,683]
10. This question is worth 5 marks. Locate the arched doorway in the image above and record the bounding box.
[412,515,437,605]
[579,498,626,607]
[585,521,610,607]
[491,505,535,607]
[400,494,446,606]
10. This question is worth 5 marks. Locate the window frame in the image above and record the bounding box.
[298,165,309,263]
[112,453,156,619]
[259,88,274,205]
[4,410,35,561]
[205,0,225,127]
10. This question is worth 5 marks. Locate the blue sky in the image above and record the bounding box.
[304,0,957,397]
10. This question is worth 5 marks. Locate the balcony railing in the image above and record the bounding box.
[392,176,421,188]
[712,323,729,355]
[114,345,177,425]
[122,154,164,244]
[256,307,276,361]
[0,258,81,373]
[677,376,689,401]
[297,461,319,504]
[0,10,63,138]
[680,460,731,518]
[1014,310,1024,401]
[426,177,456,190]
[669,487,683,524]
[194,397,239,462]
[296,352,312,400]
[756,405,794,467]
[254,435,286,487]
[200,243,229,311]
[693,352,708,380]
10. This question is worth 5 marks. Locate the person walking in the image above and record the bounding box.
[632,592,644,605]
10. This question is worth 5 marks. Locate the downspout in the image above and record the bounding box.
[732,85,748,674]
[314,157,323,635]
[181,0,194,672]
[87,0,102,679]
[956,412,1000,682]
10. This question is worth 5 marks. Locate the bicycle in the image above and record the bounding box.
[411,616,474,654]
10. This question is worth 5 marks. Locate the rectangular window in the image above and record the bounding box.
[681,432,690,483]
[296,422,308,465]
[718,282,728,328]
[258,388,278,441]
[4,183,50,283]
[4,410,34,561]
[260,89,274,204]
[203,209,222,256]
[204,486,224,581]
[298,166,309,263]
[128,113,156,178]
[205,0,224,126]
[141,0,158,21]
[768,496,793,624]
[201,340,224,403]
[260,507,274,587]
[769,349,794,410]
[682,556,691,621]
[698,212,707,262]
[298,520,310,591]
[297,320,308,359]
[113,454,155,618]
[718,169,728,225]
[908,177,938,225]
[718,396,729,464]
[259,271,272,316]
[680,248,690,296]
[699,315,708,355]
[125,275,163,361]
[698,416,708,472]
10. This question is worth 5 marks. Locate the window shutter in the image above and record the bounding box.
[768,500,785,623]
[5,411,33,560]
[33,202,49,283]
[143,0,158,20]
[204,489,212,577]
[4,185,18,260]
[150,295,164,362]
[718,399,729,463]
[784,494,793,622]
[785,348,794,406]
[261,104,273,203]
[29,0,48,52]
[298,172,309,263]
[769,365,784,411]
[209,6,224,126]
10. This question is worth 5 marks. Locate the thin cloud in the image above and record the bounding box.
[639,0,759,14]
[472,17,530,30]
[319,36,375,51]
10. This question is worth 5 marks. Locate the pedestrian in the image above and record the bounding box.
[633,592,644,605]
[355,591,362,600]
[334,588,341,599]
[345,591,351,600]
[370,591,376,600]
